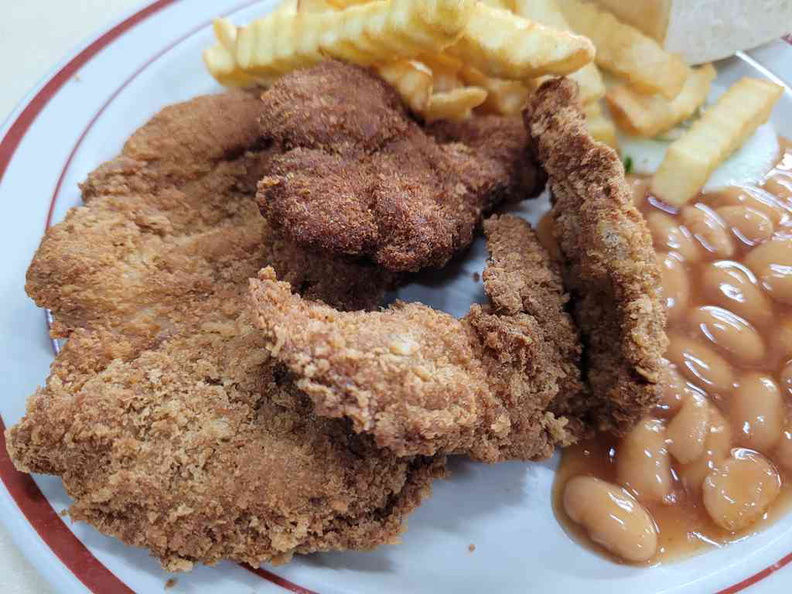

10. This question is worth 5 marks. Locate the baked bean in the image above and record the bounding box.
[719,187,790,226]
[763,174,792,200]
[628,177,649,207]
[645,211,701,263]
[678,406,732,495]
[656,360,693,416]
[616,417,674,504]
[730,373,785,453]
[667,393,710,464]
[701,261,774,329]
[658,253,689,322]
[772,320,792,363]
[688,306,766,365]
[715,206,775,246]
[780,361,792,397]
[563,476,658,563]
[681,204,735,258]
[775,420,792,471]
[666,333,734,394]
[702,449,781,531]
[745,236,792,306]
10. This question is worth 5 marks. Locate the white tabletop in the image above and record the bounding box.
[1,2,143,591]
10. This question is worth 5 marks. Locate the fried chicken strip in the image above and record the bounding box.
[257,61,545,272]
[8,304,443,571]
[250,215,581,461]
[9,92,438,571]
[27,91,394,353]
[524,78,667,433]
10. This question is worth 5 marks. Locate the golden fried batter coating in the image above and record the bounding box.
[9,91,439,571]
[524,78,667,433]
[26,91,394,348]
[257,61,545,272]
[249,215,580,461]
[8,307,443,571]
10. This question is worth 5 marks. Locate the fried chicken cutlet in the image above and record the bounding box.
[26,91,395,348]
[257,61,545,272]
[524,78,668,434]
[9,91,441,570]
[8,304,443,571]
[250,215,584,461]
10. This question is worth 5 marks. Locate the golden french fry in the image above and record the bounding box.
[424,87,488,122]
[297,0,334,11]
[213,18,238,51]
[203,43,262,87]
[479,0,513,8]
[584,102,618,149]
[326,0,372,6]
[606,64,717,137]
[557,0,688,99]
[375,60,434,113]
[651,78,783,206]
[275,0,299,13]
[205,19,266,87]
[458,65,530,115]
[236,0,476,74]
[416,52,462,93]
[512,0,604,103]
[445,3,594,80]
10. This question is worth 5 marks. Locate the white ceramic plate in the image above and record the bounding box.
[1,1,791,592]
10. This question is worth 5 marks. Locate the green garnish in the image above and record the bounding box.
[623,156,634,174]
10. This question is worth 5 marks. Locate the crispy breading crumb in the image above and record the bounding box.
[524,78,667,434]
[257,61,545,272]
[9,91,442,571]
[249,215,582,461]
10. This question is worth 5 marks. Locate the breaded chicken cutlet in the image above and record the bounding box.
[257,61,545,272]
[26,90,395,346]
[250,215,583,461]
[525,78,667,434]
[8,304,443,571]
[8,91,442,570]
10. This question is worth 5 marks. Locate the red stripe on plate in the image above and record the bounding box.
[0,417,133,593]
[716,551,792,594]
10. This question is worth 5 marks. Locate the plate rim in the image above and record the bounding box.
[0,2,790,592]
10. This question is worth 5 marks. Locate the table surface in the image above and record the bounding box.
[1,2,143,591]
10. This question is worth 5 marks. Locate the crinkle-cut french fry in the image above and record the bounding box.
[203,43,262,87]
[297,0,335,11]
[584,102,619,150]
[326,0,373,7]
[276,0,299,13]
[651,78,783,207]
[458,65,530,115]
[204,19,265,87]
[445,3,594,81]
[213,18,238,51]
[424,87,488,122]
[236,0,475,74]
[417,52,463,93]
[606,64,717,138]
[557,0,688,99]
[479,0,513,9]
[512,0,604,103]
[375,60,434,113]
